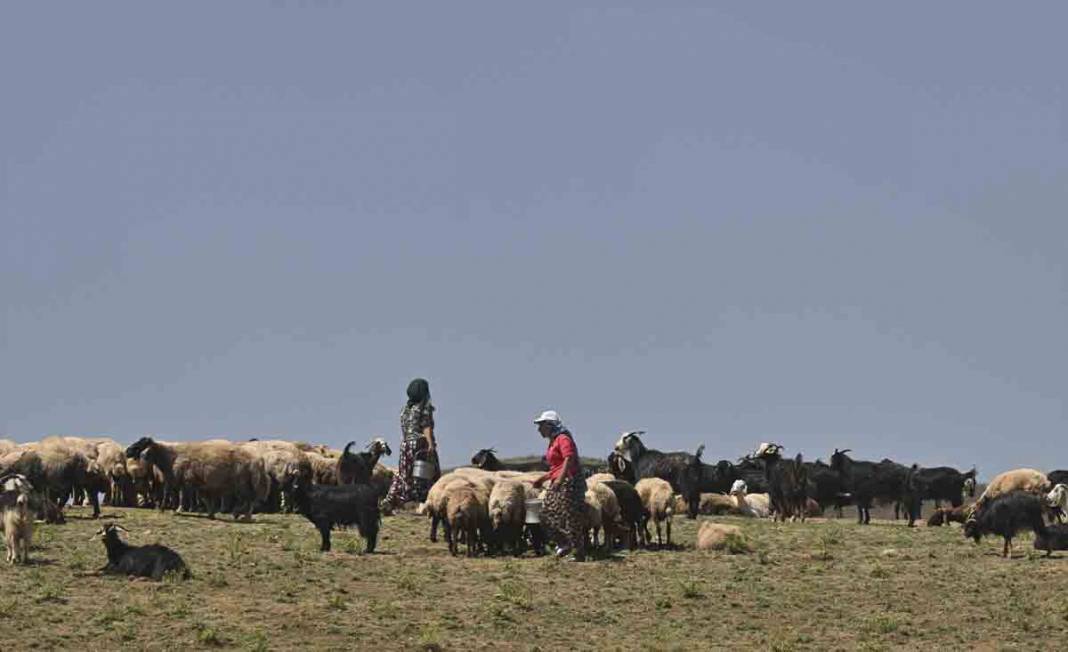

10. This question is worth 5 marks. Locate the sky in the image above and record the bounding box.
[2,3,1066,477]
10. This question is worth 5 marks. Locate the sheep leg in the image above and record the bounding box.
[89,490,100,518]
[430,513,440,543]
[655,520,663,549]
[1002,537,1010,558]
[666,518,672,547]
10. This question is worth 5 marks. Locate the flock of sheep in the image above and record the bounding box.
[2,431,1068,578]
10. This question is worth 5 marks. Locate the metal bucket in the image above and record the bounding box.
[412,459,435,481]
[524,498,543,524]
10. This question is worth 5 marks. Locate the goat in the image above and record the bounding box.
[613,431,701,520]
[830,449,908,525]
[289,480,380,553]
[804,459,851,516]
[1047,484,1067,523]
[336,438,392,486]
[755,443,808,522]
[1047,470,1068,487]
[92,524,190,580]
[964,491,1050,558]
[470,448,547,472]
[600,479,645,550]
[1,473,34,564]
[1034,524,1068,557]
[902,465,977,526]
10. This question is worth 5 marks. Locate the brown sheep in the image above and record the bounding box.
[696,522,751,553]
[445,486,488,557]
[973,468,1050,513]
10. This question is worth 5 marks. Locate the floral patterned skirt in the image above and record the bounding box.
[542,474,588,555]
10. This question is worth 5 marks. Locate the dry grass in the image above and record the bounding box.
[1,505,1067,650]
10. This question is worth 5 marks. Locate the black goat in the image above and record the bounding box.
[804,459,851,516]
[337,438,392,486]
[1034,524,1068,557]
[830,449,909,525]
[290,480,380,552]
[964,491,1050,558]
[613,431,701,519]
[755,443,808,522]
[902,465,977,526]
[93,524,190,581]
[469,448,547,472]
[685,448,768,507]
[1048,470,1068,487]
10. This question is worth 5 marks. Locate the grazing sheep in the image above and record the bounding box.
[336,438,392,486]
[964,491,1050,558]
[242,440,313,512]
[696,522,750,553]
[125,437,270,520]
[1,473,34,564]
[584,481,621,551]
[635,477,674,548]
[488,479,527,554]
[730,480,771,518]
[1034,524,1068,557]
[289,480,380,552]
[973,468,1050,512]
[446,486,489,557]
[92,523,190,580]
[305,451,339,485]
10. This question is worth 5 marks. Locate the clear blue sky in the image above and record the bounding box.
[2,3,1066,477]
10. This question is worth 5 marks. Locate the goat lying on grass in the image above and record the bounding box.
[290,480,380,552]
[92,524,190,580]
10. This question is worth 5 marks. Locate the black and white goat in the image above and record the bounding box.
[754,443,808,522]
[336,438,392,486]
[92,523,190,580]
[613,431,701,519]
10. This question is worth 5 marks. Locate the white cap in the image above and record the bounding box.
[534,410,561,424]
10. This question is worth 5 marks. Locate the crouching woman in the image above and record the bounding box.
[531,410,587,561]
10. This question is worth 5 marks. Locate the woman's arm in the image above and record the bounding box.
[423,425,435,450]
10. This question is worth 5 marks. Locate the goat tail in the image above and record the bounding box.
[694,445,705,461]
[342,441,356,456]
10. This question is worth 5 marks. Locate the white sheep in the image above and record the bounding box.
[584,481,621,550]
[730,480,771,519]
[488,479,527,553]
[635,477,674,548]
[974,468,1051,512]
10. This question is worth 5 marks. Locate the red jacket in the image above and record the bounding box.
[546,432,579,481]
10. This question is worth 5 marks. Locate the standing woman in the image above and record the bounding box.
[532,410,587,561]
[384,378,437,511]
